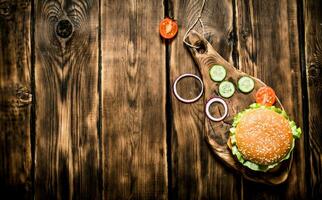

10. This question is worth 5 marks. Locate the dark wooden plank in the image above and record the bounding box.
[235,0,306,198]
[168,0,241,199]
[34,0,100,199]
[0,0,32,198]
[304,0,322,198]
[101,0,167,199]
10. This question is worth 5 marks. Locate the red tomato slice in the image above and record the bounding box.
[255,86,276,106]
[159,18,178,39]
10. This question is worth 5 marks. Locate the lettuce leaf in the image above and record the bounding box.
[231,138,295,172]
[229,103,301,172]
[291,122,302,139]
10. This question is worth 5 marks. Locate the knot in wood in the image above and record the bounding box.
[308,64,321,87]
[0,1,14,18]
[309,64,320,78]
[196,41,207,54]
[56,19,73,39]
[241,29,250,40]
[18,0,30,9]
[16,86,32,105]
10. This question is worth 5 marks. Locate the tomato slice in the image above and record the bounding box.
[255,86,276,106]
[159,18,178,39]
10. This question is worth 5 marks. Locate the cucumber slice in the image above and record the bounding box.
[238,76,254,93]
[219,81,235,98]
[209,65,226,82]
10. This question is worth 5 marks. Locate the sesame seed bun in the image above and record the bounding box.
[235,108,293,166]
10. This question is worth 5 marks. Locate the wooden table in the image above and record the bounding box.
[0,0,321,199]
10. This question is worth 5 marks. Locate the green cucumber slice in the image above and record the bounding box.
[238,76,254,93]
[209,65,226,82]
[219,81,235,98]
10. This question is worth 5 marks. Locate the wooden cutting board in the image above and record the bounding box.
[185,31,292,185]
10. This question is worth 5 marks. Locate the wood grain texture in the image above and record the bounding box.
[168,0,241,199]
[101,0,167,199]
[34,0,100,199]
[235,0,305,198]
[304,0,322,198]
[0,0,320,199]
[186,31,291,185]
[0,0,32,198]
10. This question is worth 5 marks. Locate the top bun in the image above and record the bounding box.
[235,108,293,165]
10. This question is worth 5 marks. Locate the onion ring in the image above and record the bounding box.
[205,97,228,121]
[173,73,204,103]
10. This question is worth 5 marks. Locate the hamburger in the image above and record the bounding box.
[229,103,302,172]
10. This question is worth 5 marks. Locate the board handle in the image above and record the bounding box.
[185,31,232,70]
